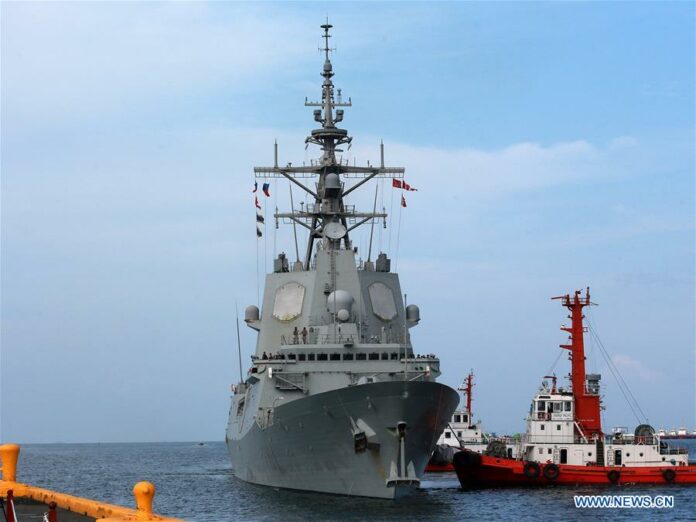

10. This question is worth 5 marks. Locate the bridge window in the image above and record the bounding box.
[318,353,328,361]
[343,353,354,361]
[552,402,561,412]
[537,401,545,412]
[356,353,367,361]
[381,353,389,360]
[454,415,461,423]
[390,352,398,360]
[463,415,469,423]
[330,353,341,361]
[308,354,316,361]
[298,354,306,361]
[564,401,572,411]
[369,353,379,360]
[289,353,296,360]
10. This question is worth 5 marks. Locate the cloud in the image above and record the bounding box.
[1,3,311,130]
[611,354,662,382]
[344,136,628,204]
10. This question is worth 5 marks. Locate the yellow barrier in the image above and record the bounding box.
[0,443,184,521]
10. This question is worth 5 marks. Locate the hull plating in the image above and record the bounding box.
[227,380,459,498]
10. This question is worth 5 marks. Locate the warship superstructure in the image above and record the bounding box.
[225,23,459,499]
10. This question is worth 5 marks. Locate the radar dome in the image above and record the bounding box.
[327,290,353,322]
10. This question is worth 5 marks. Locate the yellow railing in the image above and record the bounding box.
[0,443,184,522]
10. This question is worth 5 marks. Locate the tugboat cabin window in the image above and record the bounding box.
[556,424,561,431]
[356,353,367,361]
[390,353,398,360]
[369,353,379,360]
[552,402,561,412]
[537,401,545,411]
[318,353,328,361]
[445,432,451,439]
[564,401,572,411]
[463,415,469,423]
[308,354,316,361]
[454,415,461,423]
[380,353,389,360]
[457,431,462,437]
[330,353,341,361]
[343,353,354,361]
[298,354,306,361]
[540,424,545,430]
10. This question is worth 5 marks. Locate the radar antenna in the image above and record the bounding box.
[253,23,405,269]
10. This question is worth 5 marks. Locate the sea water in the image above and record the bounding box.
[16,440,696,521]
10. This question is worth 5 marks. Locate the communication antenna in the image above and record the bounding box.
[235,302,243,382]
[289,183,300,263]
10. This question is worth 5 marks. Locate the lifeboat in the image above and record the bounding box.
[453,289,696,488]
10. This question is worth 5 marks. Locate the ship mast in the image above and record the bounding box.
[458,371,474,416]
[552,288,603,440]
[253,23,404,270]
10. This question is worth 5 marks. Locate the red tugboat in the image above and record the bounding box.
[453,289,696,487]
[426,372,518,472]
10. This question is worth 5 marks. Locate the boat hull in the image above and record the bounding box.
[227,380,459,498]
[453,450,696,487]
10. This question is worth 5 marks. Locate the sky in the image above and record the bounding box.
[1,2,694,443]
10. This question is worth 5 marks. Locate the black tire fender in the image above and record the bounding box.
[523,461,541,479]
[662,468,676,483]
[607,469,621,484]
[543,463,560,480]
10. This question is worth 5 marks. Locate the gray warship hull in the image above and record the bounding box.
[227,380,459,498]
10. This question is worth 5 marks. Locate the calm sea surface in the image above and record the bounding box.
[16,440,696,521]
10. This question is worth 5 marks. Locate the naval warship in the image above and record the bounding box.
[225,23,459,499]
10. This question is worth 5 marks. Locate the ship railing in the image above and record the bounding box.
[315,333,361,345]
[659,444,689,455]
[607,435,657,446]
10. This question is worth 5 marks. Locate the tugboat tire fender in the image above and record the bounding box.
[662,469,676,483]
[607,469,621,484]
[523,461,541,479]
[543,463,560,480]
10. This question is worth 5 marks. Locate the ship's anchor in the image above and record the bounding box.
[386,422,419,487]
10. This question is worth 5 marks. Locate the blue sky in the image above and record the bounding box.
[1,2,693,442]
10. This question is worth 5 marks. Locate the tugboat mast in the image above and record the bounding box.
[254,23,404,270]
[552,288,603,440]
